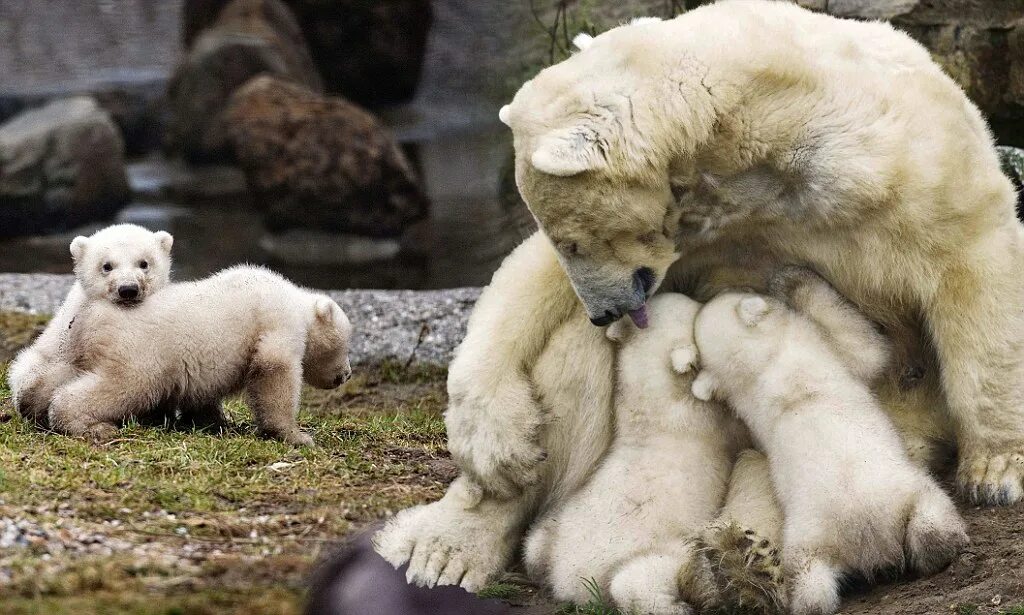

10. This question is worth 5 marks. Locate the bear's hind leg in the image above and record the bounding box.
[49,372,142,440]
[787,556,841,615]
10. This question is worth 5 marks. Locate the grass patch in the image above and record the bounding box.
[0,349,452,613]
[478,582,523,601]
[557,578,625,615]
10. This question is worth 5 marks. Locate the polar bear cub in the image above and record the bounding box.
[523,293,748,614]
[692,277,967,615]
[9,224,174,423]
[47,265,353,445]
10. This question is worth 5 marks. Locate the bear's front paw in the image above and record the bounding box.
[445,381,546,498]
[697,523,786,614]
[83,422,120,443]
[957,448,1024,505]
[282,431,315,447]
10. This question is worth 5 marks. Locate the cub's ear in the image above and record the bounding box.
[670,345,698,374]
[531,124,608,177]
[498,104,511,127]
[315,297,339,324]
[605,318,633,343]
[572,32,594,50]
[691,370,719,401]
[736,296,771,327]
[70,236,89,263]
[154,231,174,254]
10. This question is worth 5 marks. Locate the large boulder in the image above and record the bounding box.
[182,0,432,106]
[0,98,129,238]
[223,76,428,237]
[167,0,322,162]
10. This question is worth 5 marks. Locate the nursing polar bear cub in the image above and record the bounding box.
[693,273,967,615]
[524,294,748,614]
[48,266,353,444]
[378,0,1023,605]
[9,224,174,423]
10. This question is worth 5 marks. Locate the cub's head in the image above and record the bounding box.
[501,20,683,328]
[691,292,787,400]
[304,296,354,389]
[606,293,701,388]
[70,224,174,305]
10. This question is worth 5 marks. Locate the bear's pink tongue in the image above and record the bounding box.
[628,304,649,329]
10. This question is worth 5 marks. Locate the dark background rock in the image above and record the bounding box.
[182,0,432,107]
[0,98,129,238]
[167,0,322,161]
[224,76,428,238]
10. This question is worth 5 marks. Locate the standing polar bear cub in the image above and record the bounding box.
[9,223,174,423]
[523,294,748,614]
[48,266,353,445]
[692,272,968,615]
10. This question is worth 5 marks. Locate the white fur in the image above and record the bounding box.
[693,291,968,614]
[522,294,747,611]
[47,266,352,444]
[9,224,174,422]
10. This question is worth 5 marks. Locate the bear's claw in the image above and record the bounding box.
[696,522,786,615]
[957,450,1024,505]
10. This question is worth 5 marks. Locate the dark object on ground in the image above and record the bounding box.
[224,76,428,237]
[0,97,129,238]
[306,526,514,615]
[168,0,322,162]
[182,0,432,106]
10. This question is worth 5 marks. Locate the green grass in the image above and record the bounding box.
[556,578,626,615]
[0,320,453,615]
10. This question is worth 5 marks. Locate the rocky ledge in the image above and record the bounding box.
[0,273,480,368]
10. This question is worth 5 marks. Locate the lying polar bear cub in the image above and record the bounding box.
[9,223,174,424]
[692,275,967,615]
[48,265,353,445]
[523,293,749,614]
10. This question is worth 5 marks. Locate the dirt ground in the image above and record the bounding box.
[0,311,1021,615]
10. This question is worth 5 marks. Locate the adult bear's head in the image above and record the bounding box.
[500,19,704,327]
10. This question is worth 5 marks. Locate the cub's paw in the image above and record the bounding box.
[445,382,547,498]
[766,265,826,301]
[282,431,315,447]
[697,522,785,614]
[957,449,1024,505]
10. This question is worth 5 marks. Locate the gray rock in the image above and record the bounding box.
[997,145,1024,216]
[0,98,129,238]
[0,273,480,367]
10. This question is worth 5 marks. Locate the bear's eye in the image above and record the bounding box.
[139,260,148,270]
[102,263,113,273]
[564,242,579,256]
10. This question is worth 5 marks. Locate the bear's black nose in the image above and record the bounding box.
[118,284,140,300]
[590,309,620,327]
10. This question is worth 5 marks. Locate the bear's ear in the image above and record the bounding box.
[154,231,174,254]
[498,104,511,127]
[315,297,339,324]
[531,124,608,177]
[691,370,719,401]
[605,318,633,343]
[670,345,698,374]
[70,236,89,263]
[736,296,771,327]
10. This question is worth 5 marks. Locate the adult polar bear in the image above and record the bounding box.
[377,0,1024,601]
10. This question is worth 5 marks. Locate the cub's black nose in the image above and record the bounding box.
[118,284,140,300]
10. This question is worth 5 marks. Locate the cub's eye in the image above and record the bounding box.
[101,263,113,273]
[139,260,149,270]
[638,231,658,245]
